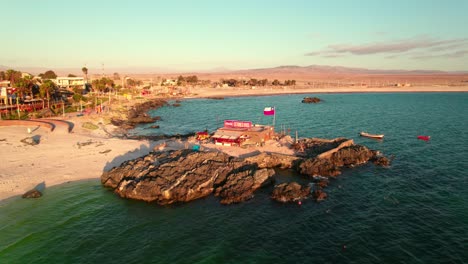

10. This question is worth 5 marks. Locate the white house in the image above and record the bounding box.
[54,77,85,90]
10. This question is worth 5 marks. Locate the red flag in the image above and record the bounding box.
[264,107,275,115]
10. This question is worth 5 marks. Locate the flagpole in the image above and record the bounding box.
[273,106,276,127]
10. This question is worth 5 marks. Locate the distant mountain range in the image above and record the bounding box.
[235,65,467,75]
[1,64,466,76]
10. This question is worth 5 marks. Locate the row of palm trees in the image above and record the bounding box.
[1,69,66,107]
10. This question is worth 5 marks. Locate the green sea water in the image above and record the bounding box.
[1,93,467,263]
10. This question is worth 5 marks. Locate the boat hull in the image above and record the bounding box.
[360,132,384,139]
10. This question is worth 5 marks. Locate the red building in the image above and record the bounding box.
[212,120,275,147]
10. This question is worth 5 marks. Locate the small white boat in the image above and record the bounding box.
[360,132,384,139]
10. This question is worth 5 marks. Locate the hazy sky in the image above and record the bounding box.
[2,0,468,71]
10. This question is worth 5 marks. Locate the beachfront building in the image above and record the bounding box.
[212,120,275,147]
[54,77,86,90]
[0,81,11,105]
[162,79,177,86]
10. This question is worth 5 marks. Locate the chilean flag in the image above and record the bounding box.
[263,107,275,115]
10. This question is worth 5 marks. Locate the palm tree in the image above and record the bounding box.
[5,69,21,86]
[40,80,56,109]
[15,76,34,100]
[82,67,88,83]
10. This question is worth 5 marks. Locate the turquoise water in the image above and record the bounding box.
[1,93,468,263]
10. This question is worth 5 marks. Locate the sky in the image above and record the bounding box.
[1,0,468,72]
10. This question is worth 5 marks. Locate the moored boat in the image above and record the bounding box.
[360,132,384,139]
[417,135,430,141]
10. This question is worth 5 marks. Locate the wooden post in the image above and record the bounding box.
[295,130,298,143]
[16,97,20,119]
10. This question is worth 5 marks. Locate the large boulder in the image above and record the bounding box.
[101,136,389,205]
[298,144,376,177]
[111,99,167,129]
[22,189,42,198]
[302,97,321,103]
[101,150,275,205]
[245,152,300,169]
[214,166,275,204]
[271,182,311,203]
[292,138,348,158]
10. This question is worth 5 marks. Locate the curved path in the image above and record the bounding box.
[0,118,74,133]
[0,120,55,131]
[34,119,74,133]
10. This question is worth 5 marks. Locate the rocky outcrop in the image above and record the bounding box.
[111,99,167,130]
[271,182,311,203]
[371,155,392,167]
[245,152,300,169]
[298,145,376,177]
[302,97,321,103]
[292,138,349,158]
[317,139,354,159]
[101,150,275,205]
[22,189,42,198]
[312,189,327,201]
[101,137,390,205]
[214,165,275,204]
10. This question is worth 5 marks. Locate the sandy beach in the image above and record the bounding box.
[188,85,468,98]
[1,85,467,201]
[0,115,156,201]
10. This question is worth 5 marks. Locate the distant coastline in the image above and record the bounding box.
[186,85,468,100]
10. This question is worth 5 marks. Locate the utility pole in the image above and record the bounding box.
[16,97,20,120]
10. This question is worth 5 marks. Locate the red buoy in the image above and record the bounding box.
[417,135,431,141]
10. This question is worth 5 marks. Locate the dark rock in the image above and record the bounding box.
[101,136,388,205]
[245,152,300,169]
[313,176,329,188]
[271,182,311,203]
[172,103,181,107]
[292,138,348,158]
[298,158,341,177]
[128,115,157,125]
[110,118,125,126]
[312,189,327,201]
[298,144,375,177]
[372,155,392,167]
[111,99,167,130]
[20,136,40,146]
[214,165,275,204]
[22,189,42,198]
[101,150,274,205]
[302,97,321,103]
[149,125,160,129]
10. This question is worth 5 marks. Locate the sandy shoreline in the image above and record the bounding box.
[187,85,468,99]
[1,86,467,201]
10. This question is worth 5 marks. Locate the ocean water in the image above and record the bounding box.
[1,93,467,263]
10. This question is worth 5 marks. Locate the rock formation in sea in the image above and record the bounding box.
[302,97,322,103]
[111,99,167,130]
[101,150,275,205]
[271,182,311,202]
[102,136,391,205]
[22,189,42,198]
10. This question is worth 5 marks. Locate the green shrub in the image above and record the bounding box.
[82,122,99,130]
